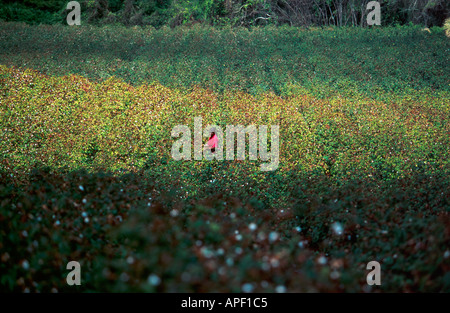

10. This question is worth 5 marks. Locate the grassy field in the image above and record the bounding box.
[0,22,449,292]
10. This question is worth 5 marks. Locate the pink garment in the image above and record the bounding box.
[207,134,218,149]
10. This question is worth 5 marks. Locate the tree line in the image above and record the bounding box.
[0,0,448,27]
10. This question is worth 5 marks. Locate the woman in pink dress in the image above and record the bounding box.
[206,130,218,153]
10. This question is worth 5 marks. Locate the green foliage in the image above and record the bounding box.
[1,0,448,27]
[1,168,448,292]
[0,1,65,24]
[0,60,449,199]
[0,22,449,292]
[0,22,448,99]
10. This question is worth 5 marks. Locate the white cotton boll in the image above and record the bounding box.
[22,260,30,270]
[331,222,344,235]
[269,231,279,243]
[147,274,161,286]
[317,256,327,265]
[270,258,280,268]
[242,283,254,293]
[201,247,213,258]
[330,271,340,280]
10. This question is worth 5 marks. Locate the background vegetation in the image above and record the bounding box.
[0,0,448,28]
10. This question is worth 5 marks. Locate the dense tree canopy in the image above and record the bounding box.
[0,0,448,27]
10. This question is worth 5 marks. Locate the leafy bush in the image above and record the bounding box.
[0,22,448,99]
[1,168,448,292]
[0,2,64,25]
